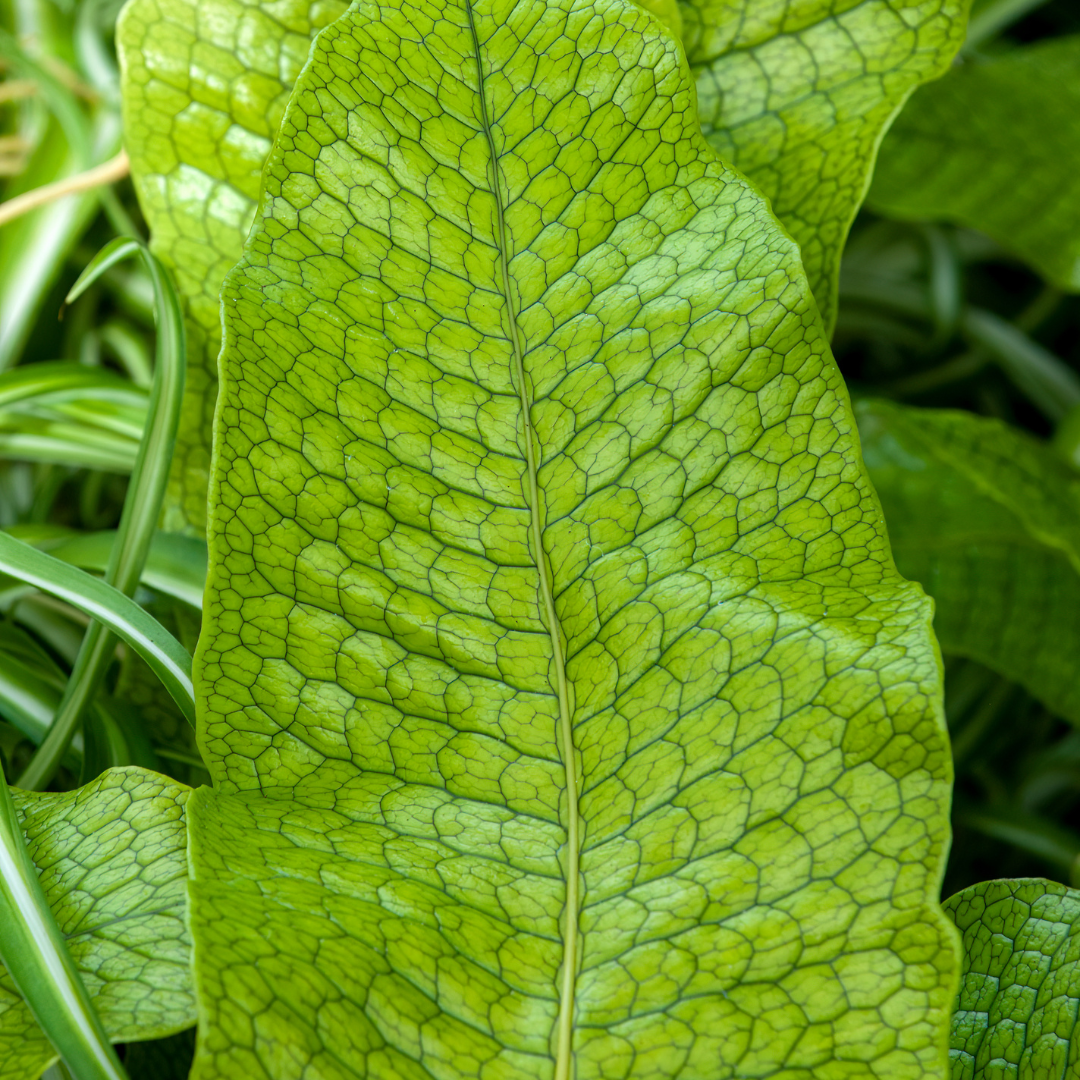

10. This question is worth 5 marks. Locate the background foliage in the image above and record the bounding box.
[3,0,1080,1075]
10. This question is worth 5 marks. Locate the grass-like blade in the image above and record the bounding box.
[0,623,85,769]
[17,239,186,791]
[0,622,159,777]
[50,532,206,609]
[0,533,194,728]
[2,527,207,610]
[0,30,91,167]
[0,420,140,474]
[0,18,117,370]
[0,363,147,472]
[0,766,127,1080]
[966,0,1053,49]
[0,363,145,411]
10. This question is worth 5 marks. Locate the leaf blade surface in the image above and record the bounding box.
[682,0,970,330]
[117,0,348,532]
[0,767,194,1080]
[870,37,1080,291]
[944,877,1080,1080]
[192,2,958,1077]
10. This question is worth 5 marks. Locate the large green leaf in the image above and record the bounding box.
[117,0,348,533]
[857,399,1080,726]
[118,0,972,536]
[870,37,1080,291]
[944,878,1080,1080]
[681,0,970,331]
[191,1,957,1077]
[0,767,194,1080]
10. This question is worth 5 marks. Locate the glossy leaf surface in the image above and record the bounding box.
[858,399,1080,726]
[871,37,1080,291]
[117,0,347,532]
[681,0,970,331]
[191,1,956,1077]
[0,768,194,1080]
[944,878,1080,1080]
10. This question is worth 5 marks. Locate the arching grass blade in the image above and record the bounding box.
[0,533,194,729]
[17,239,186,790]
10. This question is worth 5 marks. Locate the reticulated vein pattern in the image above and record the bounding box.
[192,1,957,1077]
[0,768,194,1080]
[118,0,347,532]
[680,0,970,332]
[945,878,1080,1080]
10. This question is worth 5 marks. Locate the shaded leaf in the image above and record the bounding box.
[124,1027,197,1080]
[944,878,1080,1080]
[0,768,194,1080]
[191,1,956,1077]
[858,399,1080,726]
[13,235,187,791]
[682,0,970,331]
[870,37,1080,291]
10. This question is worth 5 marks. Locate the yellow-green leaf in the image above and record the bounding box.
[191,1,957,1077]
[117,0,348,533]
[682,0,971,331]
[0,768,193,1080]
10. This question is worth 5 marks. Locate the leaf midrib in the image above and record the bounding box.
[463,4,580,1075]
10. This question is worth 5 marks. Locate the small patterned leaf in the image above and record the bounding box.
[681,0,971,331]
[0,768,194,1080]
[944,878,1080,1080]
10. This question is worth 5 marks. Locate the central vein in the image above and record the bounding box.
[464,5,580,1077]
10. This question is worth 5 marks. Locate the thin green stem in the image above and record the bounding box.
[959,806,1080,882]
[17,241,186,790]
[920,224,961,346]
[1015,284,1062,334]
[841,278,1080,420]
[880,349,988,398]
[950,675,1015,766]
[152,746,208,771]
[0,536,195,736]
